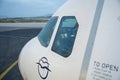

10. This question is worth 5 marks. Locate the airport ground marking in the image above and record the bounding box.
[0,60,18,80]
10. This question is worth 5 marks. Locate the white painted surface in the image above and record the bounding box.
[18,0,120,80]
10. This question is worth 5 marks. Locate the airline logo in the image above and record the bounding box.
[37,57,51,79]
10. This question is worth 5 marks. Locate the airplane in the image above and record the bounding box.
[18,0,120,80]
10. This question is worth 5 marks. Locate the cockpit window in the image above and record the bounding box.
[38,16,58,47]
[52,16,79,57]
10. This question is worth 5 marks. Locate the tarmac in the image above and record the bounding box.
[0,28,42,80]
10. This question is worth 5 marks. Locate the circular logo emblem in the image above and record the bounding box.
[37,57,51,79]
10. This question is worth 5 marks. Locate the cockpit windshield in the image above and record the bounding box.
[38,16,79,57]
[38,16,58,47]
[52,16,79,57]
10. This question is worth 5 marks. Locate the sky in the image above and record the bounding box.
[0,0,67,18]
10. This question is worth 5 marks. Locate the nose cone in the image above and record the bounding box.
[18,37,44,80]
[18,38,36,79]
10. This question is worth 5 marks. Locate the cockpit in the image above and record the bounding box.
[38,16,79,57]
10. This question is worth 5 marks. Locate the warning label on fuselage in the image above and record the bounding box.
[90,61,119,80]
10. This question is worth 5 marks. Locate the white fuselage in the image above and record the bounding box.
[18,0,120,80]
